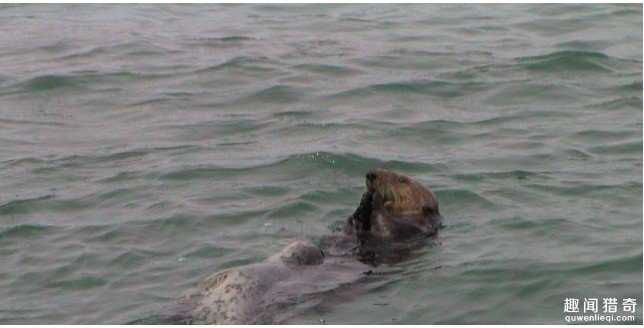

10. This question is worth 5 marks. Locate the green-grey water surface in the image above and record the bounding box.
[0,4,642,324]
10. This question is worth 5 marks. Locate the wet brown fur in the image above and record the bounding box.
[346,169,442,241]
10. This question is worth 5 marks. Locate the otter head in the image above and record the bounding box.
[361,169,442,239]
[269,240,324,266]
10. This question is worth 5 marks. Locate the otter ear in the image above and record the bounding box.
[398,176,409,183]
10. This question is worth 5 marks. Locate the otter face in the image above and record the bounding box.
[366,169,436,216]
[362,169,442,239]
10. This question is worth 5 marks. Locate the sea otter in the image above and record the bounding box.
[345,168,442,241]
[138,169,442,324]
[185,240,370,324]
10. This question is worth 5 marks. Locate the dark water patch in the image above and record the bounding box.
[272,110,316,119]
[490,216,570,232]
[0,157,48,170]
[97,171,145,183]
[244,85,305,104]
[587,140,642,155]
[93,188,140,204]
[555,40,614,52]
[20,74,80,92]
[514,17,595,36]
[587,96,642,110]
[615,80,642,92]
[390,125,469,145]
[3,187,152,217]
[353,53,460,71]
[292,63,362,76]
[517,50,621,73]
[186,36,255,48]
[48,145,198,170]
[58,45,108,61]
[473,109,577,127]
[194,56,278,74]
[216,36,254,42]
[0,118,78,128]
[158,165,243,181]
[61,43,181,64]
[140,214,200,233]
[206,209,268,227]
[451,170,549,183]
[570,252,642,274]
[84,225,130,243]
[0,195,54,216]
[46,276,108,291]
[182,244,232,259]
[380,160,449,174]
[331,80,488,99]
[242,185,291,197]
[484,83,588,107]
[0,224,57,240]
[110,249,163,269]
[567,129,636,143]
[3,71,169,95]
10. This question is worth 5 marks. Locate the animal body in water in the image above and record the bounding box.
[143,169,443,324]
[185,240,370,324]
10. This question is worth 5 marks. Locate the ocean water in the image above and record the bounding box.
[0,4,641,324]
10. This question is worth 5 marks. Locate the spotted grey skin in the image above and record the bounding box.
[346,169,443,241]
[187,240,369,324]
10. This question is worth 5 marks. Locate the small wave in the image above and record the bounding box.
[568,129,635,143]
[0,195,54,216]
[182,244,233,259]
[451,170,548,183]
[587,96,642,110]
[242,185,291,197]
[2,71,169,95]
[46,276,108,290]
[265,200,318,220]
[330,80,487,99]
[0,118,77,128]
[194,56,277,74]
[570,252,642,274]
[484,82,584,106]
[490,216,568,231]
[587,140,642,155]
[292,63,362,76]
[0,224,56,239]
[47,145,198,170]
[16,74,80,92]
[245,85,304,104]
[517,50,630,73]
[110,249,164,269]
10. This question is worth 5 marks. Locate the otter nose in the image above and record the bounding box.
[366,171,376,182]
